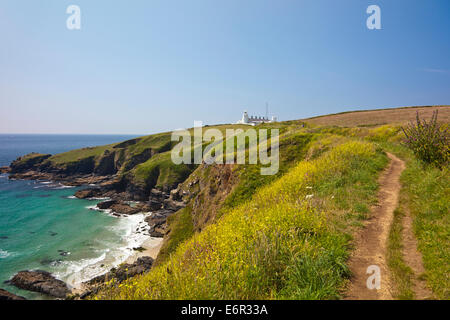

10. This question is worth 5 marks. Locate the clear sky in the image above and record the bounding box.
[1,0,449,134]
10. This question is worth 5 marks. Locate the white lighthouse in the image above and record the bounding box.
[240,111,250,124]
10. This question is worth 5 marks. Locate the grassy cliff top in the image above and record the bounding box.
[303,105,450,127]
[36,106,448,169]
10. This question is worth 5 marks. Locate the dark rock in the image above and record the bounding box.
[109,202,141,215]
[150,188,163,198]
[145,215,166,228]
[0,288,26,300]
[0,166,10,174]
[94,150,119,175]
[62,156,96,176]
[40,258,63,267]
[150,229,165,238]
[68,175,114,187]
[121,148,154,172]
[58,250,70,257]
[79,288,97,299]
[87,256,154,285]
[170,188,182,201]
[157,209,177,216]
[9,171,53,182]
[10,270,70,298]
[148,200,163,211]
[9,153,51,173]
[147,188,168,210]
[163,198,186,211]
[74,188,103,199]
[96,200,117,210]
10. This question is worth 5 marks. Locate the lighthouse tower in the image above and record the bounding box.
[241,111,249,124]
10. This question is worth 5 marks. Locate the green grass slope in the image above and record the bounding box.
[91,106,448,300]
[94,131,388,299]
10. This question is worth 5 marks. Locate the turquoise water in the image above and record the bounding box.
[0,135,151,299]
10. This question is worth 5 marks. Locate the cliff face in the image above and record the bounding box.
[177,163,239,231]
[154,163,241,265]
[10,153,52,173]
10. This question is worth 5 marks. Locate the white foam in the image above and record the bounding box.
[34,182,60,189]
[52,184,75,190]
[117,213,151,252]
[0,249,11,259]
[54,252,109,287]
[53,213,152,288]
[86,205,113,215]
[66,196,77,199]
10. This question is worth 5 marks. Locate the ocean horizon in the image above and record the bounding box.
[0,134,150,299]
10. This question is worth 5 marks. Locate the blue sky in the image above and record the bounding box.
[0,0,449,134]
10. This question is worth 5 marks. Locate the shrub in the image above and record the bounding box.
[401,111,449,167]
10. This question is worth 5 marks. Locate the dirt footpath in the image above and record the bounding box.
[345,153,405,300]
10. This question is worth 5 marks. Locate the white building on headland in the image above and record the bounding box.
[237,111,277,126]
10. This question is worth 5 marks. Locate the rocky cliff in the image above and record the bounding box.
[7,133,196,201]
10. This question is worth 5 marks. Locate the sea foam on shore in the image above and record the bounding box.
[53,211,154,288]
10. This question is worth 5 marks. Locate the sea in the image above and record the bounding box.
[0,134,151,299]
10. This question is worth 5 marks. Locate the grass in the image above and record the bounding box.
[11,153,51,166]
[124,132,174,156]
[49,145,114,164]
[303,105,450,127]
[387,207,415,299]
[156,130,333,265]
[374,136,448,300]
[131,152,195,189]
[221,131,313,211]
[398,157,449,299]
[155,206,195,266]
[93,138,388,300]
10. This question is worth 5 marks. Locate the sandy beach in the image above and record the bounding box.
[70,236,163,296]
[126,236,163,264]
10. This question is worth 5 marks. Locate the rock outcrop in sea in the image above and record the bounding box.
[77,256,154,299]
[0,288,26,300]
[0,166,10,174]
[8,270,70,299]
